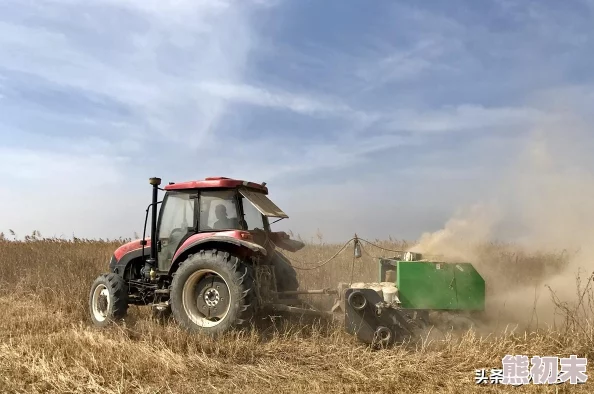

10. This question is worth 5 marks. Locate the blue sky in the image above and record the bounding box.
[1,0,594,242]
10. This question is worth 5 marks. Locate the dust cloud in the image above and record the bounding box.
[408,109,594,330]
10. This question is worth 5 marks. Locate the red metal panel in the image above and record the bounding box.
[164,177,268,193]
[171,231,239,260]
[114,238,151,260]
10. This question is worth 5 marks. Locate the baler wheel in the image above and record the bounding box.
[348,291,367,311]
[373,326,393,347]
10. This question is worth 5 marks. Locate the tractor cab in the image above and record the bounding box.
[155,178,290,271]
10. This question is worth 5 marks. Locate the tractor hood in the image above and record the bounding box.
[114,238,150,261]
[239,187,288,218]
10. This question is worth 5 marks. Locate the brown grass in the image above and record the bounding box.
[0,234,592,393]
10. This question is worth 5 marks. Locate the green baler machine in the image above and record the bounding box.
[342,253,487,345]
[378,258,485,311]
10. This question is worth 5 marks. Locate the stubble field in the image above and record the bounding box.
[0,234,592,393]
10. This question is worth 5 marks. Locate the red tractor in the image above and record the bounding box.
[89,176,305,335]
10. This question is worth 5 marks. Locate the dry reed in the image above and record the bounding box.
[0,232,592,393]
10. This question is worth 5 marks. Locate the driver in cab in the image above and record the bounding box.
[212,204,238,230]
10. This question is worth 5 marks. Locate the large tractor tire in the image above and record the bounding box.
[169,249,255,336]
[89,273,129,327]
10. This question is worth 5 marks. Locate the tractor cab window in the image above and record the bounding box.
[157,191,195,270]
[241,196,265,231]
[199,190,241,231]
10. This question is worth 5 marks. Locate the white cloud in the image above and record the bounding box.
[0,144,144,239]
[386,105,547,133]
[184,130,426,185]
[0,0,257,146]
[197,81,352,115]
[0,187,147,240]
[1,0,592,244]
[356,38,455,87]
[171,101,545,185]
[0,147,127,186]
[0,0,273,239]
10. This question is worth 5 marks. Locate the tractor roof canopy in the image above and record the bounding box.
[164,177,268,193]
[163,176,288,218]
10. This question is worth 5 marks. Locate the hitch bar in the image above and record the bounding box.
[266,304,336,319]
[273,288,338,296]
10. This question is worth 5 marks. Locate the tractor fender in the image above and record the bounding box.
[109,247,147,278]
[109,238,152,278]
[168,236,267,275]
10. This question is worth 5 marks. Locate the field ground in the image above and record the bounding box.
[0,236,592,393]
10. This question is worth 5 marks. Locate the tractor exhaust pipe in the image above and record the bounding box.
[144,177,161,280]
[149,177,161,261]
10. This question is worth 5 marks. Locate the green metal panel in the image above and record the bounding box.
[378,259,485,311]
[397,261,458,309]
[451,262,485,310]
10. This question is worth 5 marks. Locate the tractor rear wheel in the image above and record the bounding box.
[89,273,129,327]
[169,249,255,336]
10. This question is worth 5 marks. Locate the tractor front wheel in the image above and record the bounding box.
[89,273,129,327]
[169,250,255,336]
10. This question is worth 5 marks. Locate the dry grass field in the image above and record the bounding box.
[0,233,592,393]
